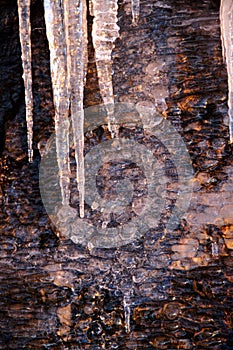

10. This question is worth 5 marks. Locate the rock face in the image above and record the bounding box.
[0,0,233,349]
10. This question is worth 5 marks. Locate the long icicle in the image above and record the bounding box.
[63,0,87,218]
[131,0,140,23]
[220,0,233,143]
[91,0,120,137]
[17,0,33,162]
[43,0,71,205]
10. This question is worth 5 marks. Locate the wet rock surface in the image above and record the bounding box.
[0,0,233,349]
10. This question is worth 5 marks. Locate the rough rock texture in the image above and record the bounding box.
[0,0,233,349]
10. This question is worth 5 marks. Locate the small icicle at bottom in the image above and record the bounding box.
[123,292,131,333]
[211,241,219,257]
[17,0,34,162]
[131,0,140,24]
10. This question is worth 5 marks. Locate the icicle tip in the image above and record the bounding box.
[132,13,139,24]
[28,148,33,163]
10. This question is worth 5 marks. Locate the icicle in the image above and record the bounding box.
[211,241,219,257]
[89,0,94,17]
[43,0,70,205]
[63,0,87,218]
[17,0,33,162]
[131,0,140,23]
[92,0,120,137]
[123,292,131,333]
[83,0,88,83]
[220,0,233,143]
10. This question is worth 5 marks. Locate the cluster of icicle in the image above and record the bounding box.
[220,0,233,143]
[17,0,140,217]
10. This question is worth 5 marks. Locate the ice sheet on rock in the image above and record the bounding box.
[63,0,87,218]
[131,0,140,23]
[92,0,120,137]
[220,0,233,143]
[17,0,34,162]
[43,0,70,205]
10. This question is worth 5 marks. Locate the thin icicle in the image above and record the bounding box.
[63,0,87,218]
[83,0,88,84]
[131,0,140,23]
[123,292,131,333]
[92,0,120,137]
[220,0,233,143]
[17,0,33,162]
[43,0,70,205]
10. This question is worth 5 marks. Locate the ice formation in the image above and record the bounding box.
[220,0,233,143]
[91,0,120,137]
[43,0,88,216]
[131,0,140,23]
[17,0,34,162]
[123,293,131,333]
[62,0,87,218]
[43,0,71,206]
[18,0,141,215]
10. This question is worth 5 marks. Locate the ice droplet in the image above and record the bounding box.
[220,0,233,143]
[17,0,33,162]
